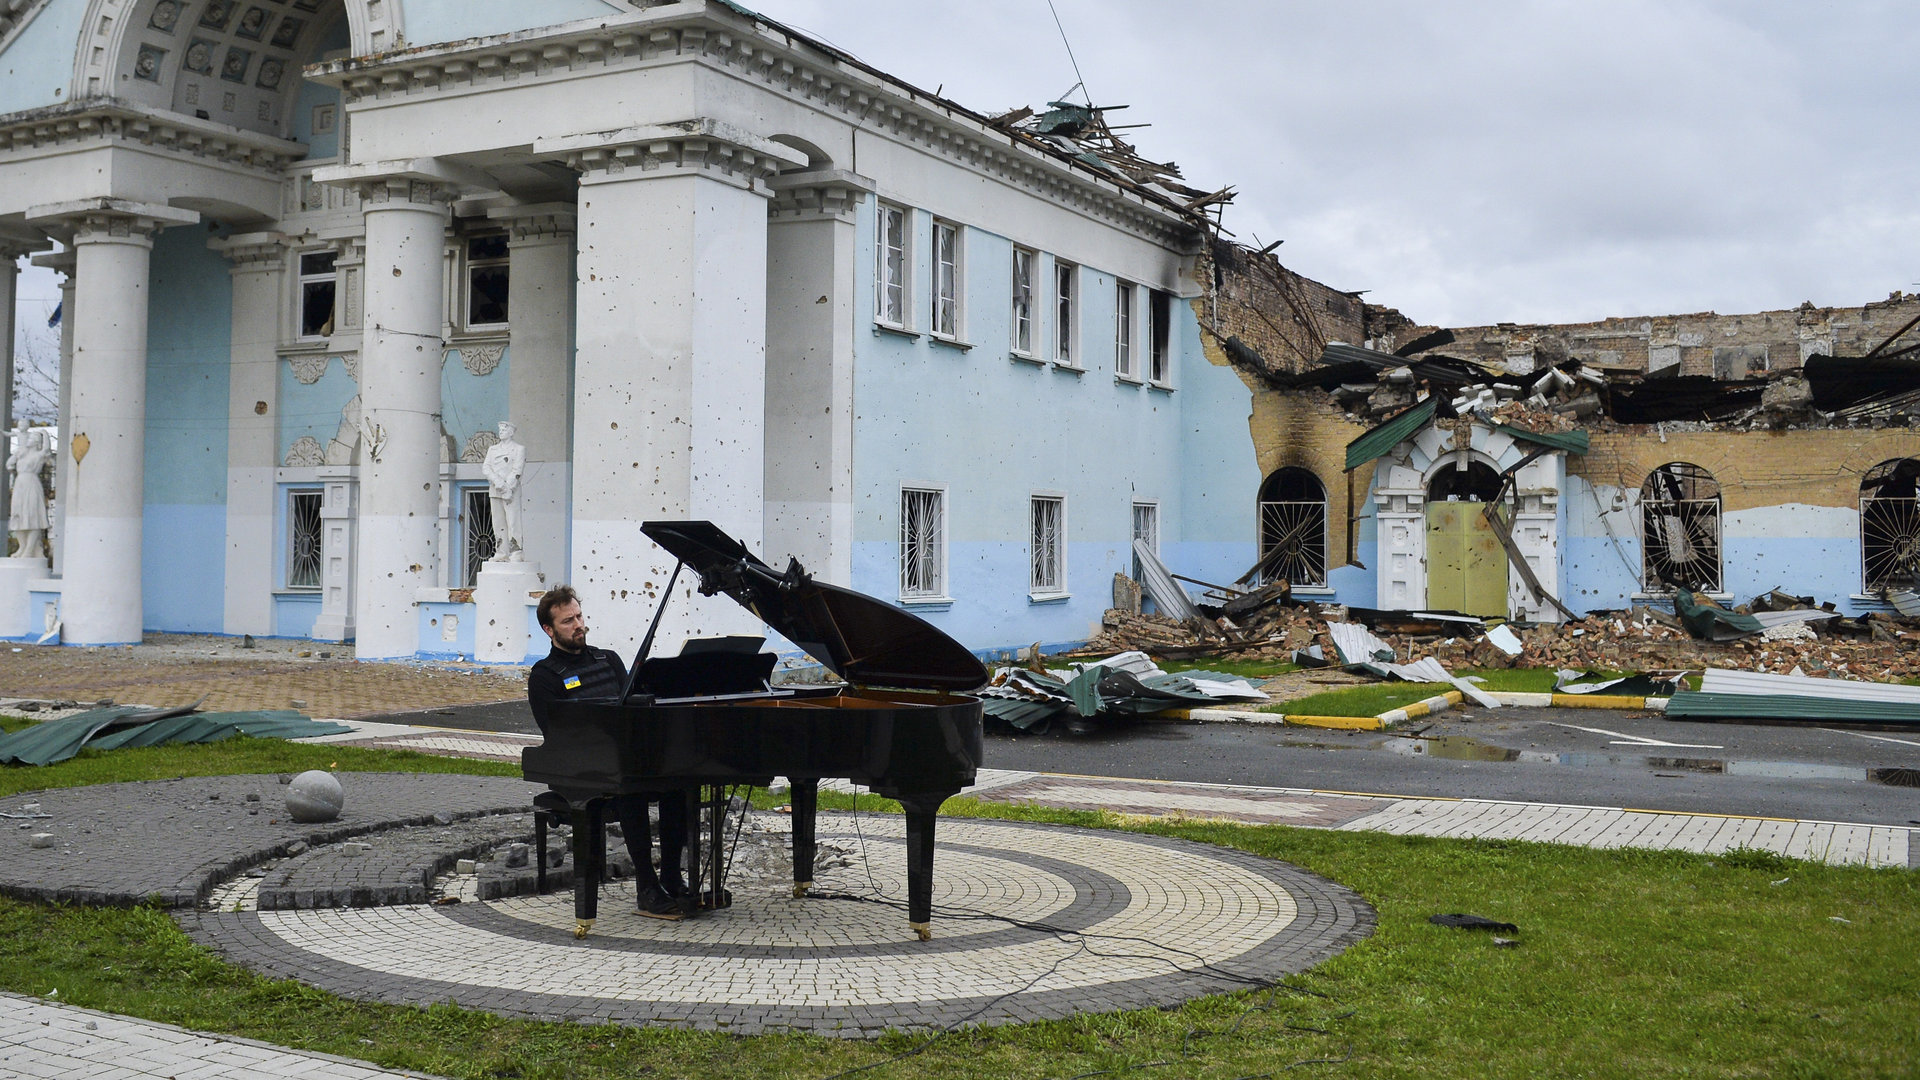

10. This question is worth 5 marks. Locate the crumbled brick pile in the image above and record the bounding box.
[1086,603,1920,681]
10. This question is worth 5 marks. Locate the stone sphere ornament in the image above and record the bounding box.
[286,770,345,823]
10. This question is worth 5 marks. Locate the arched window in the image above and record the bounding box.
[1641,463,1721,592]
[1256,468,1327,587]
[1860,458,1920,592]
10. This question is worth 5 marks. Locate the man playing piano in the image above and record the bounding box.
[527,585,690,919]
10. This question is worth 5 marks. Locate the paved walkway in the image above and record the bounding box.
[1,708,1914,1073]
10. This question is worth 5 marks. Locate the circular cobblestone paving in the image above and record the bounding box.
[183,813,1373,1036]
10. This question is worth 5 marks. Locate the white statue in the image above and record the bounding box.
[482,420,526,562]
[8,429,51,561]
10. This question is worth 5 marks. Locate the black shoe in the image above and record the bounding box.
[659,873,689,899]
[636,884,684,920]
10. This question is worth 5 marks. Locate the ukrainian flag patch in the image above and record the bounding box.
[563,675,582,690]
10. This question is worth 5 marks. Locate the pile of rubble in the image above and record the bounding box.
[1083,592,1920,683]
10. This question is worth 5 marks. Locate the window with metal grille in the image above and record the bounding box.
[461,487,496,587]
[1131,501,1158,580]
[1114,281,1135,378]
[932,220,961,338]
[1256,468,1327,587]
[465,233,509,327]
[876,203,908,328]
[1640,463,1722,592]
[298,250,335,338]
[900,487,945,599]
[287,489,323,589]
[1861,458,1920,592]
[1054,262,1077,365]
[1011,247,1036,355]
[1030,495,1064,594]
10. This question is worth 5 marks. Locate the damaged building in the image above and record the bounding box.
[1209,254,1920,621]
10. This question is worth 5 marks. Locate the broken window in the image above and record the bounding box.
[1148,289,1171,384]
[460,485,496,588]
[1131,501,1158,580]
[932,219,961,339]
[1114,281,1136,378]
[1030,494,1065,595]
[1860,458,1920,592]
[1426,460,1505,504]
[1257,467,1327,587]
[875,202,909,328]
[1054,260,1078,366]
[297,250,336,338]
[1011,247,1036,355]
[464,232,509,328]
[286,488,323,589]
[900,486,946,599]
[1640,462,1722,593]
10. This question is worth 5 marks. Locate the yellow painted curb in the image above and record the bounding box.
[1548,693,1649,710]
[1282,714,1384,731]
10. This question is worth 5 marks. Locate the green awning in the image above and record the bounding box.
[1496,423,1590,456]
[1345,397,1437,471]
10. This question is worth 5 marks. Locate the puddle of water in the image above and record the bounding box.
[1372,734,1914,787]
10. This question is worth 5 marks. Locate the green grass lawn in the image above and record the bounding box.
[1264,682,1453,717]
[0,732,1914,1078]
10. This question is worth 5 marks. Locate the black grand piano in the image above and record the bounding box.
[521,520,986,940]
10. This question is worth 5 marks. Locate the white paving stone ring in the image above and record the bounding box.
[183,813,1374,1035]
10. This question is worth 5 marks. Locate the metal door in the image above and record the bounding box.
[1425,501,1508,615]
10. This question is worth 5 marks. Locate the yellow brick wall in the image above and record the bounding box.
[1573,428,1920,510]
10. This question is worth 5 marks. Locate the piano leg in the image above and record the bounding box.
[893,788,958,942]
[680,788,702,917]
[571,797,606,939]
[789,779,818,897]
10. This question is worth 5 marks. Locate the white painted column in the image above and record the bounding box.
[0,244,20,531]
[539,123,802,654]
[26,201,198,644]
[490,203,575,580]
[763,171,872,586]
[346,177,454,658]
[211,233,291,637]
[30,250,75,574]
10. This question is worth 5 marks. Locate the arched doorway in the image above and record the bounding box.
[1256,467,1327,586]
[1424,459,1508,615]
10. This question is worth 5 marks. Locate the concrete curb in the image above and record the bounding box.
[1181,688,1671,731]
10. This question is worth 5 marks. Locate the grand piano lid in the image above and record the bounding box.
[641,520,988,692]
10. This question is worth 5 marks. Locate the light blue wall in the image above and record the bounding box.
[274,594,319,638]
[288,15,348,159]
[0,1,84,116]
[278,356,356,461]
[401,0,617,47]
[440,346,509,449]
[144,224,230,632]
[846,207,1258,656]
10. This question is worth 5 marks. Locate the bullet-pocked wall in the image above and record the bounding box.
[143,223,232,632]
[1565,429,1920,616]
[846,197,1255,655]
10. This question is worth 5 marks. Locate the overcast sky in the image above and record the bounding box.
[14,0,1920,370]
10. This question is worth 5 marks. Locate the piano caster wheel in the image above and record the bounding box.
[574,918,594,939]
[792,881,812,898]
[910,921,932,942]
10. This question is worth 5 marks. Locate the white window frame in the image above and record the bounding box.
[1054,260,1078,367]
[296,249,337,341]
[1011,246,1036,356]
[285,487,324,590]
[931,219,963,341]
[462,231,510,331]
[1131,500,1158,580]
[1148,289,1172,385]
[1114,281,1137,379]
[875,202,911,330]
[1030,493,1067,598]
[900,485,949,602]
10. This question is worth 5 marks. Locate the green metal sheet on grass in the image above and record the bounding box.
[1665,691,1920,723]
[0,705,195,766]
[1345,398,1437,471]
[1,708,350,765]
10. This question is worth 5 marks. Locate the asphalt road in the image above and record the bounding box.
[371,699,1920,828]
